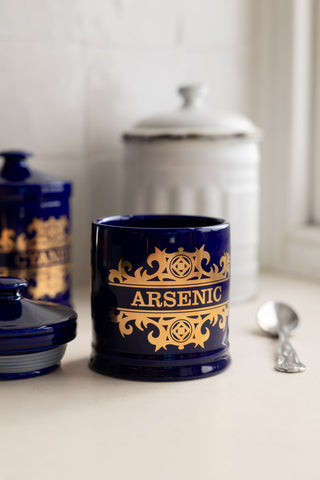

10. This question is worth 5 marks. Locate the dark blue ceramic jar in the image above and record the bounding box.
[0,151,72,306]
[90,214,231,381]
[0,277,77,380]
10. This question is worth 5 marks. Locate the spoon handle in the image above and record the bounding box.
[275,331,306,373]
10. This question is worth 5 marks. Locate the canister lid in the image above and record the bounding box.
[123,84,261,142]
[0,150,72,199]
[0,277,77,355]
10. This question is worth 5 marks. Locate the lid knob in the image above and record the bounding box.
[0,150,32,181]
[178,84,209,109]
[0,277,28,300]
[0,150,33,162]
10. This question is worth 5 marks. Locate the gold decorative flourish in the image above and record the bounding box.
[0,229,16,253]
[108,245,230,351]
[26,216,70,249]
[109,245,230,286]
[27,265,70,300]
[111,303,229,351]
[0,215,70,300]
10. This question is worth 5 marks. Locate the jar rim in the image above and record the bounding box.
[93,214,229,232]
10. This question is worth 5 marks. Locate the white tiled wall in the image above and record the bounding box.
[0,0,255,286]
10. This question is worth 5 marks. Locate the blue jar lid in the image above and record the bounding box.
[0,150,71,199]
[0,277,77,378]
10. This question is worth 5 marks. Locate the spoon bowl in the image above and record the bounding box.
[257,301,299,337]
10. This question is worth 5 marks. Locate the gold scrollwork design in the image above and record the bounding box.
[111,303,229,351]
[109,245,230,286]
[27,265,70,300]
[108,245,230,351]
[0,215,70,299]
[0,229,16,253]
[26,216,70,249]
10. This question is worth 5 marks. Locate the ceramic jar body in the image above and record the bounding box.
[0,193,72,305]
[124,138,260,302]
[90,214,231,381]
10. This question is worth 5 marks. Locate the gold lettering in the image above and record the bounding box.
[48,248,69,264]
[206,288,214,303]
[163,291,176,307]
[60,247,70,263]
[33,250,50,267]
[193,289,205,305]
[213,286,222,302]
[193,288,214,305]
[130,286,223,309]
[21,247,70,268]
[177,290,191,306]
[146,291,163,307]
[131,291,147,307]
[48,249,60,263]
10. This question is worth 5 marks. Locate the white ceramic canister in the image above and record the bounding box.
[122,85,262,302]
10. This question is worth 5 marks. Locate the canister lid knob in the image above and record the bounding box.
[124,83,261,140]
[0,277,28,301]
[0,150,33,162]
[178,84,209,108]
[0,150,32,181]
[0,150,72,195]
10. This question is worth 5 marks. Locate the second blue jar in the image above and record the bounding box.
[0,151,72,306]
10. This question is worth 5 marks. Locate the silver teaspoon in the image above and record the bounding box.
[257,301,306,373]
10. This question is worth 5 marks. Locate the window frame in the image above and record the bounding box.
[254,0,320,280]
[311,0,320,224]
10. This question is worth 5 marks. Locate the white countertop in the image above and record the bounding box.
[1,271,319,480]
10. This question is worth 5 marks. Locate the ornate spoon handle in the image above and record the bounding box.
[275,330,306,373]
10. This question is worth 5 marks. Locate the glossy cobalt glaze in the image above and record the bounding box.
[91,214,231,381]
[0,277,77,380]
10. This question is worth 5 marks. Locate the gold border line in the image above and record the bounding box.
[108,277,230,289]
[109,301,229,316]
